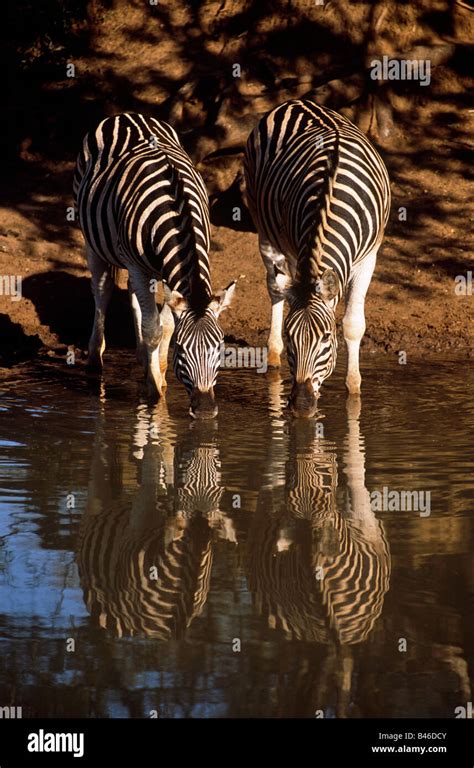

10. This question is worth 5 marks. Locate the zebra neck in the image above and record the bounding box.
[165,267,212,312]
[293,254,344,304]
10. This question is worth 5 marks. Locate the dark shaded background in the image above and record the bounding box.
[2,0,473,364]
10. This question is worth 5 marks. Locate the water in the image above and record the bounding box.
[0,353,472,718]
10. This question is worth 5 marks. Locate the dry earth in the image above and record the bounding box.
[2,0,473,368]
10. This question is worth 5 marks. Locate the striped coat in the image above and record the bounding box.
[74,113,235,415]
[244,99,391,411]
[74,113,211,296]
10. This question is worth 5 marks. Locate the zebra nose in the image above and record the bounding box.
[189,388,218,420]
[288,379,318,419]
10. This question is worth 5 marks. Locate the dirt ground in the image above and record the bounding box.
[2,0,473,367]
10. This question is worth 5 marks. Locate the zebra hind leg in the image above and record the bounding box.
[128,282,146,368]
[259,238,287,368]
[342,249,378,395]
[86,247,115,370]
[128,267,164,401]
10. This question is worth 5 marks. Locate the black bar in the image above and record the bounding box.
[0,718,473,766]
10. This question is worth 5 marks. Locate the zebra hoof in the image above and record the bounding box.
[345,378,361,395]
[146,380,164,402]
[267,352,281,369]
[85,358,103,373]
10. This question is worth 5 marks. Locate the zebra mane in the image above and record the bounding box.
[295,126,340,296]
[189,272,212,316]
[171,167,211,316]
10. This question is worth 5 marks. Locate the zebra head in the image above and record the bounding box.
[167,282,236,419]
[277,268,340,418]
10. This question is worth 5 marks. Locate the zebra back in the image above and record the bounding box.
[74,112,212,303]
[247,490,390,644]
[77,403,223,640]
[77,504,213,639]
[246,417,390,645]
[244,99,391,291]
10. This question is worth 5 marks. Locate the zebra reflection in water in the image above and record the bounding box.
[247,381,391,647]
[77,400,232,640]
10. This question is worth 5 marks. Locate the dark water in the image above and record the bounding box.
[0,354,472,718]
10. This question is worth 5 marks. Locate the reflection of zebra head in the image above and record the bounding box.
[285,437,337,522]
[168,282,236,419]
[175,443,223,520]
[78,508,213,639]
[78,408,224,639]
[277,269,339,418]
[248,417,390,645]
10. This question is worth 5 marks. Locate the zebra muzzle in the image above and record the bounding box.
[288,379,318,419]
[189,388,218,420]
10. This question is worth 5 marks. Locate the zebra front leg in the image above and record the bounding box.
[159,302,175,384]
[128,268,164,401]
[260,239,287,368]
[268,297,284,369]
[86,247,115,370]
[343,249,377,395]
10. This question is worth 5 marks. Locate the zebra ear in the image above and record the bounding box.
[317,269,340,302]
[209,281,236,317]
[166,289,189,316]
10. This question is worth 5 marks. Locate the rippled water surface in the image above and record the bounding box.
[0,354,472,718]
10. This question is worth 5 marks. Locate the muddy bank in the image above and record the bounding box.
[2,0,473,367]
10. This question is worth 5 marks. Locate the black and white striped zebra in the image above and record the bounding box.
[78,503,214,639]
[246,398,391,644]
[78,402,225,639]
[74,112,235,418]
[244,99,391,417]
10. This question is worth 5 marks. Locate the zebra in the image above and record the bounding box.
[78,501,214,639]
[245,395,391,646]
[74,112,235,418]
[244,99,391,417]
[78,400,226,639]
